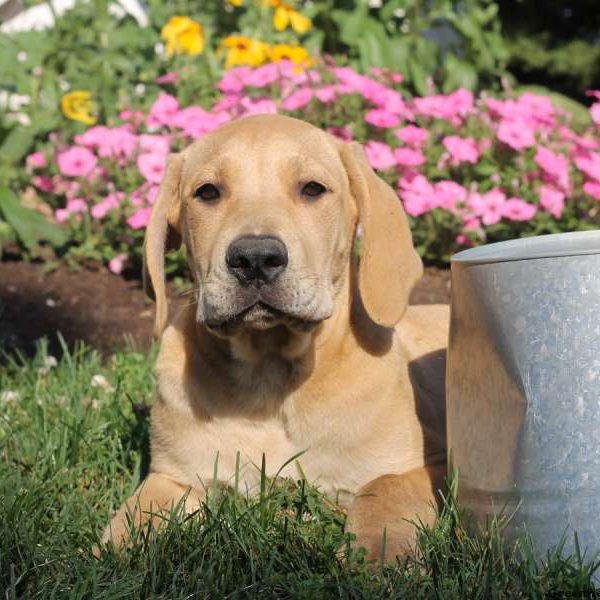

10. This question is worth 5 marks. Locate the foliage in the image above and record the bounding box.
[506,36,600,102]
[498,0,600,103]
[307,0,508,95]
[0,0,598,270]
[0,0,508,171]
[12,60,600,272]
[0,343,599,596]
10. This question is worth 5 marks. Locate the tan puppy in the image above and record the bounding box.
[101,114,449,561]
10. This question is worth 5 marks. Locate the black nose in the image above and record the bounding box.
[226,235,288,284]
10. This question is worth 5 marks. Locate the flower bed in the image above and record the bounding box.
[22,57,600,273]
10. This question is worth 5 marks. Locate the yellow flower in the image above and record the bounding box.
[272,3,312,34]
[221,35,270,68]
[61,91,97,125]
[161,16,205,57]
[269,44,313,67]
[226,0,244,5]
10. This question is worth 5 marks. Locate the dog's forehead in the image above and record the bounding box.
[181,115,343,178]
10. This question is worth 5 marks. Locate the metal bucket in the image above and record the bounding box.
[447,230,600,566]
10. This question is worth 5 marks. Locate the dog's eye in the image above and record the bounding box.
[301,181,327,198]
[194,184,220,202]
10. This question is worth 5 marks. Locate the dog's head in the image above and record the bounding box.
[144,114,422,339]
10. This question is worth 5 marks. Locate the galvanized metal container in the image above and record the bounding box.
[447,230,600,566]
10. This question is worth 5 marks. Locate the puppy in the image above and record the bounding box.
[101,114,449,561]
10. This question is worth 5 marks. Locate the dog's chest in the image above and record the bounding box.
[151,403,395,501]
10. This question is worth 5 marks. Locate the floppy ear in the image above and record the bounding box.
[143,152,184,340]
[340,142,423,327]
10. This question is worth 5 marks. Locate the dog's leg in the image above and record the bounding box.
[99,473,203,552]
[345,464,446,562]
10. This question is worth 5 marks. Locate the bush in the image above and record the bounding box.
[1,1,599,270]
[14,59,600,272]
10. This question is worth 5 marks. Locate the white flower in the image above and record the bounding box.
[154,42,165,57]
[1,390,19,404]
[91,374,114,392]
[368,0,382,7]
[45,356,58,368]
[59,79,70,92]
[17,51,28,62]
[393,8,406,18]
[0,91,31,111]
[135,83,146,96]
[9,113,32,126]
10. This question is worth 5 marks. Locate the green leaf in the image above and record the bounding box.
[0,126,35,165]
[408,57,429,96]
[443,54,478,92]
[0,188,68,251]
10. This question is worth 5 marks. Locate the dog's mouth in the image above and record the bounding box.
[205,301,321,335]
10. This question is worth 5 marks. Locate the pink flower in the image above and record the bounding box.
[326,126,353,141]
[535,146,570,191]
[108,253,128,275]
[497,120,536,150]
[32,176,54,193]
[97,127,138,159]
[66,198,87,213]
[574,151,600,182]
[119,110,145,126]
[217,67,252,94]
[333,67,385,101]
[364,141,396,171]
[147,93,180,128]
[365,109,400,128]
[139,134,171,156]
[394,147,426,167]
[434,180,467,212]
[539,186,565,218]
[244,64,279,88]
[240,97,278,116]
[559,127,598,151]
[590,103,600,125]
[502,197,537,221]
[26,151,47,169]
[584,181,600,200]
[398,175,436,216]
[212,94,242,113]
[75,126,110,148]
[315,86,336,103]
[55,209,70,223]
[443,136,480,165]
[146,186,160,205]
[156,71,180,85]
[91,193,123,219]
[469,188,506,225]
[137,153,166,184]
[282,88,313,111]
[376,90,411,119]
[414,89,473,124]
[127,207,152,229]
[394,126,428,147]
[57,146,97,177]
[177,108,230,137]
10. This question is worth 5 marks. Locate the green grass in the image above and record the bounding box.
[1,342,599,598]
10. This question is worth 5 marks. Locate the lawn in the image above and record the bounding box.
[1,342,598,598]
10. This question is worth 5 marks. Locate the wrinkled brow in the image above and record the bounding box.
[287,153,340,187]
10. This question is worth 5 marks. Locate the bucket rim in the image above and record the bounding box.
[451,230,600,265]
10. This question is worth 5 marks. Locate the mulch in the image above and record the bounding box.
[0,261,450,359]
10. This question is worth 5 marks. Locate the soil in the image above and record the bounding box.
[0,261,450,359]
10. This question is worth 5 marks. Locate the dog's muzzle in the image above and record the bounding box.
[226,235,288,286]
